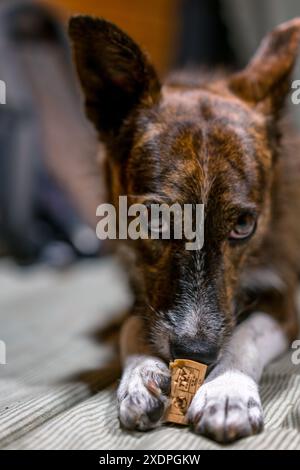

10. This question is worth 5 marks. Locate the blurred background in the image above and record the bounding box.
[1,0,300,268]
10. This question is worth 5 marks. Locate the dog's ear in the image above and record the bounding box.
[229,18,300,115]
[68,16,160,137]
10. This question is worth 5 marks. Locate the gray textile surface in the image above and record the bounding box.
[0,258,300,450]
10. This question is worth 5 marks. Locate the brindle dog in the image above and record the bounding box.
[69,17,300,442]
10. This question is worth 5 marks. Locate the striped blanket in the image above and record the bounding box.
[0,258,299,450]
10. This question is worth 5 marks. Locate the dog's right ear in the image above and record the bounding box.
[69,16,161,138]
[229,18,300,116]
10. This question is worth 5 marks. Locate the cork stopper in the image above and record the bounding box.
[165,359,207,425]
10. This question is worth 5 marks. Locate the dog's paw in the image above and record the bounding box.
[117,356,171,431]
[187,370,263,443]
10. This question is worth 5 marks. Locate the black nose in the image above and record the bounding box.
[170,338,219,365]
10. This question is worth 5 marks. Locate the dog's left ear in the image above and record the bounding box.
[68,16,160,138]
[229,18,300,115]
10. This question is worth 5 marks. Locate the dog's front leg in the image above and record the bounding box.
[188,312,288,442]
[118,315,171,431]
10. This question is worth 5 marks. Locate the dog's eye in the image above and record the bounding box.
[229,212,257,241]
[143,204,170,236]
[149,212,168,233]
[149,211,171,235]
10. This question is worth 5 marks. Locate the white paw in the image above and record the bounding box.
[118,356,171,431]
[187,371,263,443]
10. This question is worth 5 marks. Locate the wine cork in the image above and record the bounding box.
[165,359,207,425]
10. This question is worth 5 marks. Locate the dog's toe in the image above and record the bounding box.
[119,391,165,431]
[118,357,170,431]
[188,371,263,443]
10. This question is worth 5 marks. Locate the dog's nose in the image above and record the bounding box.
[170,339,219,365]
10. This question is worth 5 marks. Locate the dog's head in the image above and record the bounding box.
[69,17,300,363]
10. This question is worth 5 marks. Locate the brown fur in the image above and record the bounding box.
[69,17,300,363]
